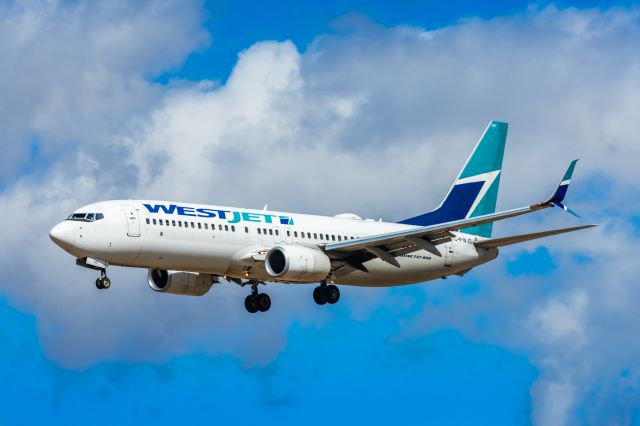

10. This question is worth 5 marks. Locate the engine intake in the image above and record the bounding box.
[147,269,213,296]
[265,245,331,282]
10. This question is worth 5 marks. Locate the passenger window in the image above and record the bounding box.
[258,228,261,235]
[275,230,279,236]
[286,230,290,237]
[191,222,195,228]
[145,218,150,224]
[307,232,311,238]
[313,233,317,239]
[294,231,298,238]
[198,223,201,229]
[319,234,324,240]
[224,225,229,231]
[152,219,157,225]
[245,227,249,233]
[205,223,208,230]
[219,224,223,231]
[231,225,235,232]
[172,220,176,226]
[338,235,342,241]
[263,228,267,235]
[326,234,329,240]
[269,229,273,236]
[332,235,336,241]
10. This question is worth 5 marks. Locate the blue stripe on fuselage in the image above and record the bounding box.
[398,181,484,226]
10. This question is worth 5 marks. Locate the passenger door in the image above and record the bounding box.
[123,205,141,237]
[444,242,455,267]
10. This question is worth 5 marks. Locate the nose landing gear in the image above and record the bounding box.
[95,269,111,290]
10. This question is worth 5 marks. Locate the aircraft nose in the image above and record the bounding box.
[49,221,75,249]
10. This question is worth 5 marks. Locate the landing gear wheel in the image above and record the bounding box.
[95,270,110,290]
[313,286,327,305]
[256,293,271,312]
[326,285,340,304]
[244,295,258,313]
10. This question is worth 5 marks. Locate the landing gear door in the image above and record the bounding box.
[123,205,141,237]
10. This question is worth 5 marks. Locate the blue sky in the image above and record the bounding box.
[1,1,640,425]
[159,0,633,83]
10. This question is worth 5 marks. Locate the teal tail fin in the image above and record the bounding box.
[399,121,508,238]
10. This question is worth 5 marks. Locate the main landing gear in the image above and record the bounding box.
[95,269,111,290]
[313,282,340,305]
[244,281,271,313]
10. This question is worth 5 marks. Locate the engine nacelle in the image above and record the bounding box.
[147,269,213,296]
[265,245,331,282]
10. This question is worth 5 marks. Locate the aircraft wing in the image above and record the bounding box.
[323,160,589,274]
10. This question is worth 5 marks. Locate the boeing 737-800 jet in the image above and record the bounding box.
[50,121,594,313]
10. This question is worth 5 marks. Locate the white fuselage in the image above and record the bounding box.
[50,200,498,287]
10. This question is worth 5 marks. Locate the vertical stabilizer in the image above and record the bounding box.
[399,121,508,238]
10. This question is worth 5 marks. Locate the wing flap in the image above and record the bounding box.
[474,224,596,249]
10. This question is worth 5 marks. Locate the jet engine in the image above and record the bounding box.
[265,245,331,282]
[147,269,213,296]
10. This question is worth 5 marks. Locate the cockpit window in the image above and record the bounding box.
[67,212,104,222]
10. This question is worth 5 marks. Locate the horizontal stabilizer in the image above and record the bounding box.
[474,224,596,249]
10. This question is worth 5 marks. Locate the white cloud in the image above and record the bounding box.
[0,0,208,181]
[1,4,640,423]
[528,289,588,349]
[531,379,575,426]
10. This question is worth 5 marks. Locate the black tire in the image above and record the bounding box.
[256,293,271,312]
[326,285,340,304]
[95,278,104,289]
[313,286,327,305]
[102,277,111,289]
[244,295,258,313]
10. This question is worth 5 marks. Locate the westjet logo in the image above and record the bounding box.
[142,204,294,225]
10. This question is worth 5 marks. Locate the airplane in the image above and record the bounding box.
[49,121,595,313]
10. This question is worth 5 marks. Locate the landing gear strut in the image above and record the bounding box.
[244,281,271,313]
[95,269,111,290]
[313,282,340,305]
